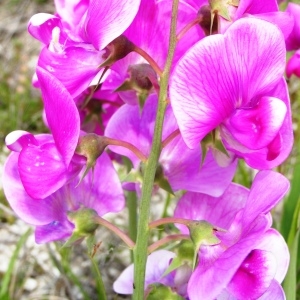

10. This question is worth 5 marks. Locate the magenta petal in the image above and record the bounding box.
[286,51,300,78]
[227,97,286,150]
[286,3,300,51]
[236,0,278,18]
[113,250,175,294]
[187,216,269,299]
[82,0,141,50]
[227,249,276,299]
[18,142,80,199]
[3,153,58,225]
[170,18,285,149]
[174,184,249,234]
[242,170,289,227]
[38,45,104,98]
[5,130,38,152]
[36,67,80,166]
[28,13,62,45]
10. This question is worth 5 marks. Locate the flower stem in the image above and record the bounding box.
[177,16,202,41]
[148,234,190,253]
[132,0,179,298]
[89,254,107,300]
[93,216,135,249]
[162,128,180,148]
[127,191,138,262]
[103,136,147,162]
[133,45,163,77]
[149,217,191,229]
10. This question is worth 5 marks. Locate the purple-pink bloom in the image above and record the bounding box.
[105,94,237,197]
[285,2,300,51]
[28,0,141,97]
[5,67,82,199]
[170,18,293,169]
[175,170,289,299]
[2,150,124,243]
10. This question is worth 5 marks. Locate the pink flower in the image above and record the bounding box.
[170,18,293,169]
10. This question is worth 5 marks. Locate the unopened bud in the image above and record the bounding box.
[188,220,225,269]
[147,284,184,300]
[62,207,99,247]
[68,207,99,235]
[75,133,108,184]
[101,35,135,67]
[198,5,218,35]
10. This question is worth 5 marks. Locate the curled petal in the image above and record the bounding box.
[227,97,286,150]
[28,13,63,45]
[5,130,38,152]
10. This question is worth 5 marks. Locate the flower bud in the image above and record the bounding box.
[198,5,218,35]
[101,35,135,67]
[147,284,184,300]
[75,133,108,184]
[68,207,99,235]
[188,220,225,269]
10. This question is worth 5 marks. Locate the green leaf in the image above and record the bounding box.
[0,228,31,298]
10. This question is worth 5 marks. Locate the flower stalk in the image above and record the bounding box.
[132,0,179,298]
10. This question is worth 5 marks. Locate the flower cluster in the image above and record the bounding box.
[2,0,297,299]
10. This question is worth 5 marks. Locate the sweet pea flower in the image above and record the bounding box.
[114,171,290,299]
[105,94,237,197]
[170,18,293,169]
[5,67,82,199]
[175,170,290,299]
[2,150,124,244]
[28,0,141,97]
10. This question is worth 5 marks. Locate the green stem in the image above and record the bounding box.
[89,255,107,300]
[132,0,179,298]
[127,191,138,262]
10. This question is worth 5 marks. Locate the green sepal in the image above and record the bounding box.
[214,138,230,158]
[121,167,143,184]
[201,132,214,165]
[188,221,224,269]
[157,175,175,195]
[209,0,231,21]
[163,240,194,276]
[61,232,85,248]
[147,284,184,300]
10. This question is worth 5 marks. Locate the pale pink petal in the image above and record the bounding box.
[242,170,290,227]
[187,216,269,299]
[256,229,289,283]
[174,184,248,234]
[257,280,285,300]
[36,67,80,166]
[113,250,175,294]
